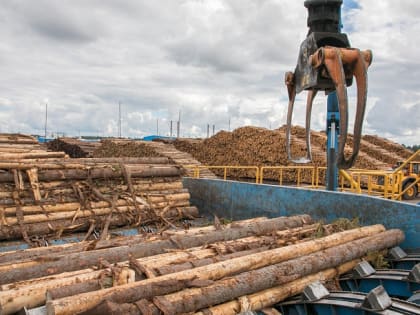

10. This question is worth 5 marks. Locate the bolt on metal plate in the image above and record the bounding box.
[353,261,376,278]
[302,281,330,302]
[361,285,392,311]
[407,263,420,283]
[389,246,408,260]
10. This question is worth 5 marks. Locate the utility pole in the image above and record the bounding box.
[212,124,215,136]
[118,102,122,138]
[176,110,181,138]
[170,120,173,137]
[207,124,210,138]
[44,103,48,140]
[228,118,231,131]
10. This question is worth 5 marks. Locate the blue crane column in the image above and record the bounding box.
[326,92,340,191]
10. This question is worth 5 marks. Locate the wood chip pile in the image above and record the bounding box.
[0,215,404,315]
[47,138,101,158]
[0,155,196,243]
[173,126,414,182]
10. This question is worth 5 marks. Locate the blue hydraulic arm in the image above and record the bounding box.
[326,92,340,191]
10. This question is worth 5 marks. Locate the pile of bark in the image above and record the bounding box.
[173,126,414,182]
[47,138,101,158]
[93,139,164,158]
[0,157,196,242]
[0,215,404,314]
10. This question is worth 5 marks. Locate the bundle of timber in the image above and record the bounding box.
[0,215,404,315]
[93,139,164,158]
[0,133,68,160]
[47,138,101,158]
[0,133,38,145]
[173,126,413,182]
[0,157,194,242]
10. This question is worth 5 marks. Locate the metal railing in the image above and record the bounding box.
[260,166,316,187]
[187,165,260,183]
[339,169,403,199]
[185,153,420,201]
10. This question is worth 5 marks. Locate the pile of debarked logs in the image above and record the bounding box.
[0,215,404,314]
[0,155,197,243]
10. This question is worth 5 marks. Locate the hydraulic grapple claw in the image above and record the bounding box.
[284,0,372,169]
[309,46,372,169]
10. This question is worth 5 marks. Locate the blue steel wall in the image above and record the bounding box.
[183,178,420,250]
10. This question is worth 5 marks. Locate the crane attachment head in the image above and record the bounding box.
[285,0,372,169]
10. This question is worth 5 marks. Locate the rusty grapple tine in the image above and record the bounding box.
[317,47,350,169]
[285,72,313,164]
[285,71,296,162]
[348,49,372,168]
[305,90,318,162]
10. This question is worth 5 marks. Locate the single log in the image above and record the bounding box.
[0,206,198,240]
[0,213,128,241]
[0,165,183,183]
[1,200,192,225]
[0,158,172,170]
[0,270,102,315]
[0,152,67,159]
[2,192,191,216]
[0,269,96,291]
[152,230,404,314]
[194,260,361,315]
[47,224,388,315]
[1,215,311,285]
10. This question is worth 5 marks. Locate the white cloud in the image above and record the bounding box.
[0,0,418,145]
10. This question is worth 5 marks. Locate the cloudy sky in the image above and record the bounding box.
[0,0,419,145]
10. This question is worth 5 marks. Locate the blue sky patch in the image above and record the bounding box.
[343,0,361,10]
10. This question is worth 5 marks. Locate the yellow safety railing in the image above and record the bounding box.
[339,169,362,193]
[315,166,327,189]
[184,153,420,201]
[187,165,260,183]
[339,169,404,199]
[260,166,316,187]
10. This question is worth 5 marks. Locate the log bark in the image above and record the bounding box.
[1,215,311,285]
[0,233,285,313]
[0,217,267,265]
[0,152,67,159]
[2,192,191,216]
[0,158,171,170]
[152,230,404,314]
[0,165,183,182]
[194,260,361,315]
[46,224,389,315]
[0,267,135,314]
[0,206,198,240]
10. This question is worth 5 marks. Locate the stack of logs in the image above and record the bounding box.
[0,134,67,160]
[47,138,101,158]
[0,156,197,242]
[0,215,404,314]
